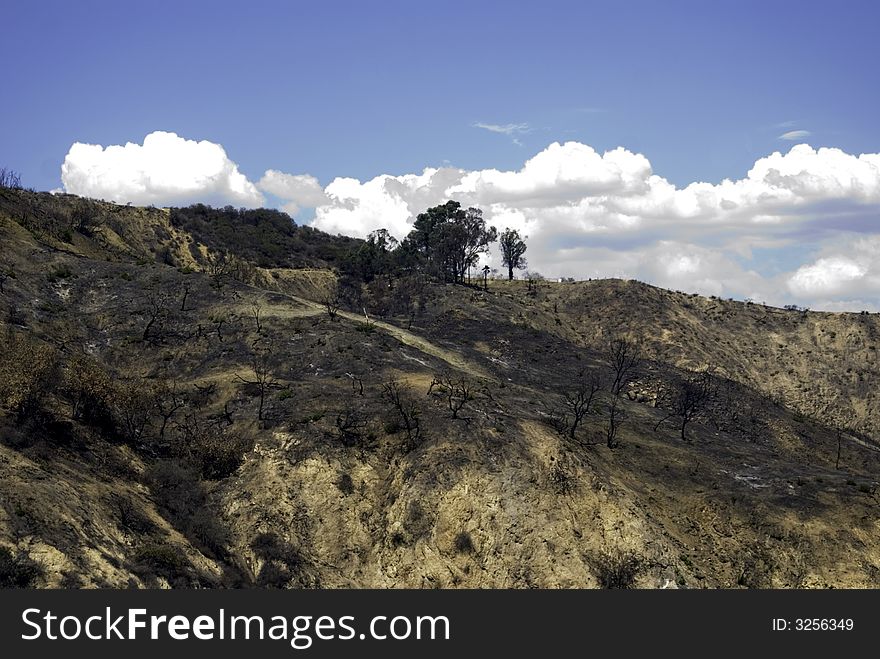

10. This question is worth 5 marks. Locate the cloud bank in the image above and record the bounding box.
[60,132,880,311]
[306,141,880,310]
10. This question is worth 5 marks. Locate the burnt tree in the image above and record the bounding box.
[236,340,278,421]
[606,336,641,397]
[428,373,473,420]
[382,380,422,448]
[561,370,601,440]
[653,369,717,441]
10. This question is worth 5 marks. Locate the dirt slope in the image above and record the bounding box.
[1,190,878,589]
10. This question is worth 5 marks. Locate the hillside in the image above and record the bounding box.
[1,188,878,589]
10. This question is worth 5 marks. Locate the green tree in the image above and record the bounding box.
[454,207,497,284]
[499,228,528,280]
[408,201,464,265]
[340,228,399,283]
[404,202,496,283]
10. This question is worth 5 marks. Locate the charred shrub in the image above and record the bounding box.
[146,460,229,559]
[173,414,254,480]
[250,532,315,588]
[403,501,433,542]
[132,543,187,581]
[111,494,157,535]
[590,550,643,589]
[548,460,576,495]
[336,472,355,495]
[0,546,42,588]
[0,332,58,422]
[453,531,475,554]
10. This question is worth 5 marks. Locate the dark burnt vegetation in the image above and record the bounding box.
[547,454,578,495]
[0,329,255,480]
[0,294,263,583]
[653,367,719,441]
[169,204,359,269]
[539,337,643,449]
[428,373,475,420]
[0,167,24,190]
[381,380,422,449]
[250,531,318,589]
[0,546,43,588]
[235,339,279,422]
[333,405,369,448]
[589,550,643,589]
[558,369,602,440]
[0,188,148,248]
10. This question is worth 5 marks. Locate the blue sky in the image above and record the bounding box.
[4,1,880,309]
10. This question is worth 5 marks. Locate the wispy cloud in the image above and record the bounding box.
[774,120,797,129]
[473,122,531,146]
[778,129,811,141]
[473,122,530,136]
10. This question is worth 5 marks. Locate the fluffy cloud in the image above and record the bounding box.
[61,131,264,207]
[312,167,465,238]
[787,236,880,306]
[788,257,867,296]
[744,145,880,202]
[258,170,327,216]
[451,142,653,204]
[300,141,880,310]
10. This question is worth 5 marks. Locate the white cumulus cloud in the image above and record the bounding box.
[61,131,264,207]
[450,142,653,204]
[788,257,867,296]
[787,236,880,304]
[258,170,327,216]
[311,167,466,238]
